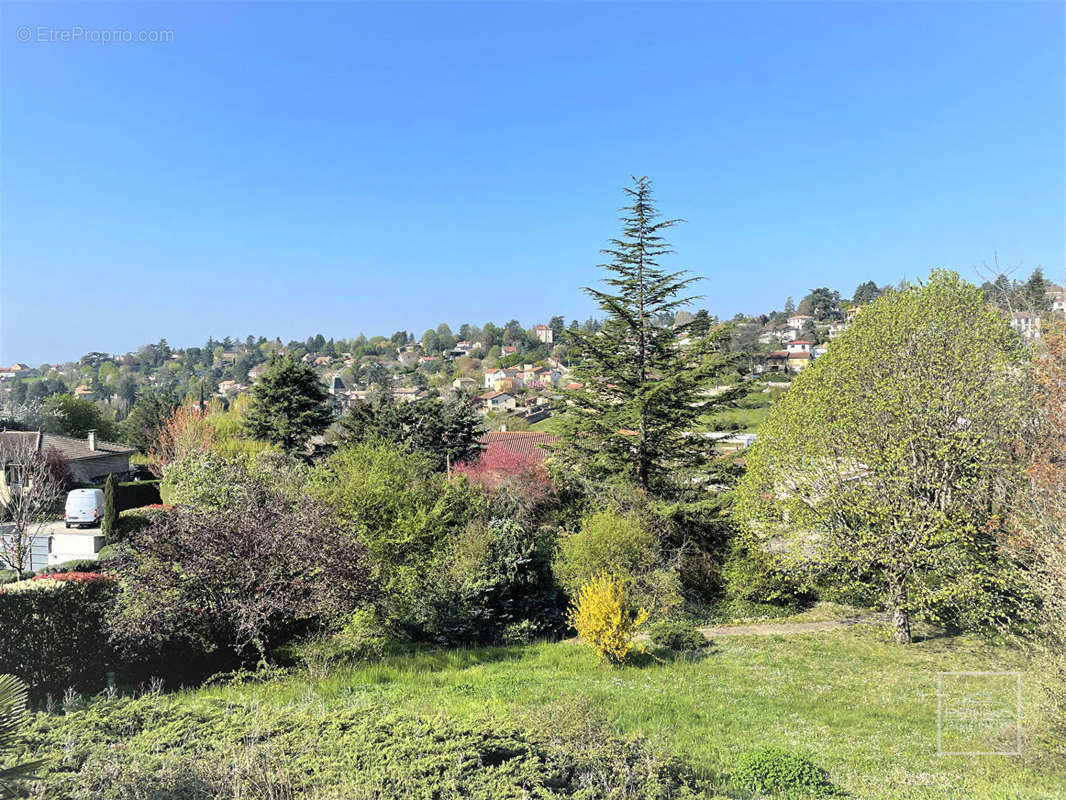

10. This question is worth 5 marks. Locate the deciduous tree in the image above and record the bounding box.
[0,435,64,573]
[735,271,1031,643]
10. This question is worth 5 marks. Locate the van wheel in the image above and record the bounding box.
[65,523,70,529]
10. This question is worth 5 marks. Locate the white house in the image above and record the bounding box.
[483,369,507,389]
[478,391,517,414]
[786,340,814,354]
[1010,311,1042,342]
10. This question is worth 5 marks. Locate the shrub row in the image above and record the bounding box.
[0,575,118,697]
[90,480,163,511]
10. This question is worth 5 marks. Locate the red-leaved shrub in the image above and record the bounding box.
[454,446,552,503]
[32,572,115,584]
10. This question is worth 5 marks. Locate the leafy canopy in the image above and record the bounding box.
[735,270,1032,642]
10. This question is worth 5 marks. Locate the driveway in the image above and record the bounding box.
[0,520,85,537]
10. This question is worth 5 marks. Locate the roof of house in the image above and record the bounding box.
[789,340,814,345]
[0,431,135,462]
[479,391,514,401]
[788,351,813,359]
[479,431,560,459]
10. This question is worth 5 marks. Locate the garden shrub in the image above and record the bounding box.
[18,693,721,799]
[309,443,489,637]
[418,518,567,645]
[0,574,118,697]
[569,573,648,665]
[111,492,374,665]
[116,480,162,511]
[732,746,839,798]
[648,621,707,651]
[160,450,307,512]
[555,508,683,617]
[721,538,812,608]
[36,560,106,576]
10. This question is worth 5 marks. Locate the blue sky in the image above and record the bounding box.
[2,1,1063,365]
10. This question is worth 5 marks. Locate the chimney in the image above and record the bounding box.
[87,430,97,451]
[500,423,507,432]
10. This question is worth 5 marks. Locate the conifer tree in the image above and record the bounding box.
[243,355,333,454]
[102,474,118,542]
[559,176,740,496]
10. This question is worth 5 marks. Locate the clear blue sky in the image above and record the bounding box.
[2,1,1063,365]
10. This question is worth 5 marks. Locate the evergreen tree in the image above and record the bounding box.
[340,391,482,472]
[1024,267,1051,311]
[120,388,180,451]
[102,474,118,543]
[559,176,741,496]
[243,356,333,454]
[852,280,883,306]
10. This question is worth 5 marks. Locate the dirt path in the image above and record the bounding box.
[695,619,860,637]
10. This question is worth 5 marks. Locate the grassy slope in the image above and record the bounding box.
[164,628,1062,800]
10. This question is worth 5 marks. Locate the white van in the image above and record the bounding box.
[64,488,105,528]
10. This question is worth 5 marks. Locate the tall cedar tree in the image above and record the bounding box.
[559,176,740,496]
[243,355,333,454]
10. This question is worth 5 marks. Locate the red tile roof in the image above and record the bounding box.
[479,431,560,460]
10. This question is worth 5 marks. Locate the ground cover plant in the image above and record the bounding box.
[11,626,1066,800]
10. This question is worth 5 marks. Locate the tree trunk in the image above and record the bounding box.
[889,573,912,644]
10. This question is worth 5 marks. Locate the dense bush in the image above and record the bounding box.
[111,493,374,665]
[309,443,487,637]
[419,518,567,645]
[115,480,162,511]
[721,539,813,609]
[0,575,118,697]
[159,450,306,511]
[17,694,723,799]
[454,448,554,508]
[732,746,839,798]
[569,573,648,665]
[554,508,683,617]
[648,621,707,651]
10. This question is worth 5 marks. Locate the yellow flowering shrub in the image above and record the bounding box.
[568,573,648,664]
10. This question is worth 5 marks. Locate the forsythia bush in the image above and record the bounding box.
[569,573,648,664]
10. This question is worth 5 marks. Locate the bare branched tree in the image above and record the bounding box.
[0,434,64,573]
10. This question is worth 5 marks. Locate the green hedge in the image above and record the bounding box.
[91,480,162,512]
[0,578,118,697]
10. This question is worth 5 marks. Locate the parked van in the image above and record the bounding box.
[64,488,105,528]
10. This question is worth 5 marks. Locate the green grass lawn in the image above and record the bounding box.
[529,413,568,434]
[84,627,1058,799]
